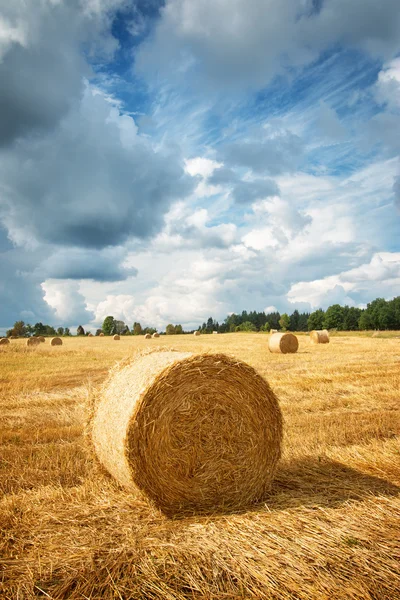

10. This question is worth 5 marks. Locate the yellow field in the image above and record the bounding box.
[1,334,399,599]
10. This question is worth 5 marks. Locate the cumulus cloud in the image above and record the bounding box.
[42,280,94,326]
[136,0,400,91]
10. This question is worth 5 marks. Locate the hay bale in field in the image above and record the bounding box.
[50,337,62,346]
[270,329,278,334]
[310,330,330,344]
[113,334,120,340]
[99,333,105,337]
[268,332,298,354]
[0,338,10,345]
[144,333,152,339]
[37,336,45,343]
[88,333,93,337]
[26,337,40,347]
[91,350,282,516]
[194,331,201,336]
[152,332,160,338]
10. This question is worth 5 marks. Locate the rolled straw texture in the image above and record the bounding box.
[193,331,201,336]
[0,338,10,345]
[268,332,298,354]
[144,333,151,339]
[310,330,330,344]
[37,336,45,343]
[50,337,62,346]
[113,335,120,340]
[91,351,282,516]
[99,333,105,337]
[26,337,40,347]
[152,332,160,338]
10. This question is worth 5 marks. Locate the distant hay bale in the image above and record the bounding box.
[194,331,201,336]
[310,330,330,344]
[91,351,283,516]
[88,333,93,337]
[50,337,62,346]
[0,338,10,345]
[99,333,105,337]
[144,333,152,339]
[152,332,160,338]
[26,337,40,347]
[270,329,278,334]
[37,336,45,343]
[113,334,120,340]
[268,332,299,354]
[212,331,219,334]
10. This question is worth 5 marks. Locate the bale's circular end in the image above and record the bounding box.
[50,337,62,346]
[0,338,10,345]
[113,335,120,340]
[144,333,152,339]
[99,333,105,337]
[91,351,283,516]
[268,332,298,354]
[26,337,40,347]
[310,330,330,344]
[152,332,160,338]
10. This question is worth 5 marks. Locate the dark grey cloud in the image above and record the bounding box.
[41,247,137,282]
[208,167,280,203]
[136,0,400,91]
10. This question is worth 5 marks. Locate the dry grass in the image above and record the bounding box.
[1,333,399,599]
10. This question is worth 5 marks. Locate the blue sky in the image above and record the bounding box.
[0,0,399,332]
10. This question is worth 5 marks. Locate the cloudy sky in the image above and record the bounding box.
[0,0,399,332]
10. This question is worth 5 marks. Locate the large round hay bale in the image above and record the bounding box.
[0,338,10,345]
[91,351,282,516]
[50,337,62,346]
[310,330,330,344]
[113,334,120,340]
[268,332,298,354]
[37,336,45,343]
[99,333,105,337]
[194,331,201,336]
[152,332,160,338]
[144,333,152,339]
[26,337,40,347]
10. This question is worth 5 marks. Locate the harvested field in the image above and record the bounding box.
[0,333,399,599]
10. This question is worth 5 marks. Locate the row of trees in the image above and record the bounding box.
[5,297,400,338]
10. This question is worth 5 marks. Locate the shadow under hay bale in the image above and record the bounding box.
[310,330,330,344]
[268,332,298,354]
[91,351,283,517]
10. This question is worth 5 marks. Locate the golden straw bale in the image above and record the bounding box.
[268,332,298,354]
[270,329,278,334]
[0,338,10,345]
[88,333,93,337]
[113,335,120,340]
[26,337,40,347]
[91,351,283,516]
[144,333,152,339]
[310,330,330,344]
[194,331,201,336]
[37,336,45,343]
[99,333,105,337]
[152,332,160,338]
[50,337,62,346]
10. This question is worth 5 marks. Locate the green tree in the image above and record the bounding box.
[102,316,115,336]
[236,321,257,332]
[132,322,142,336]
[206,317,214,333]
[77,325,85,336]
[261,322,271,332]
[289,310,300,331]
[57,327,64,336]
[279,313,290,331]
[64,327,71,336]
[6,320,27,337]
[166,324,175,335]
[323,304,345,330]
[308,309,325,331]
[95,329,102,336]
[175,324,183,334]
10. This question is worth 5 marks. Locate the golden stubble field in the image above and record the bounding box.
[0,333,399,599]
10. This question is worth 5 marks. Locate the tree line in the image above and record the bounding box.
[5,297,400,338]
